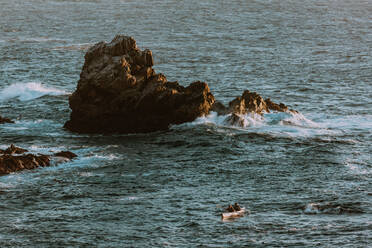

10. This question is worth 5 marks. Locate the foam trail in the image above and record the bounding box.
[0,82,68,101]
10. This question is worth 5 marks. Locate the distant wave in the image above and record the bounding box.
[7,37,70,43]
[303,202,364,215]
[0,82,68,101]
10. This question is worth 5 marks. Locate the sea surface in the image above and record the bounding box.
[0,0,371,247]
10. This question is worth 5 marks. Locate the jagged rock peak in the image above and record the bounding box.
[64,35,215,134]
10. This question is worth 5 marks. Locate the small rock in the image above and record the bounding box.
[224,113,245,127]
[0,115,14,124]
[54,151,78,160]
[210,101,228,115]
[228,90,269,115]
[0,153,50,175]
[2,144,28,155]
[0,146,77,175]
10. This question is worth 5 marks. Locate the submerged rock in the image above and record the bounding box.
[0,145,78,175]
[223,113,246,127]
[64,35,215,133]
[54,151,78,160]
[0,115,14,124]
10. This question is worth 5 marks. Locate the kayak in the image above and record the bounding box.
[221,208,246,219]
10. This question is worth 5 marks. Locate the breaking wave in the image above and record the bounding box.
[0,82,68,101]
[177,111,334,138]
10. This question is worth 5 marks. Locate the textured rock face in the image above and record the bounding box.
[228,90,269,115]
[226,90,296,116]
[0,115,14,124]
[64,35,215,133]
[0,154,50,175]
[217,90,298,126]
[0,145,50,175]
[0,145,78,175]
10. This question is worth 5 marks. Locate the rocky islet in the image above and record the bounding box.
[64,35,297,133]
[0,145,77,175]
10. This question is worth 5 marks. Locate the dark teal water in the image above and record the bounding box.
[0,0,371,247]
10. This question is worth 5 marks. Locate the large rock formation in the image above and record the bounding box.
[64,35,298,133]
[0,145,77,175]
[64,35,215,133]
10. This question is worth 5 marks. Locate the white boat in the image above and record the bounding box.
[221,208,246,219]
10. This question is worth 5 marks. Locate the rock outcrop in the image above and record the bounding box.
[0,115,14,124]
[0,145,77,175]
[64,35,298,133]
[64,35,215,133]
[213,90,298,126]
[212,90,297,117]
[228,90,269,115]
[54,151,78,160]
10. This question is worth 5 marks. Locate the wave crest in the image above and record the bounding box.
[0,82,68,101]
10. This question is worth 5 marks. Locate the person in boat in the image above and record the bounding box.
[233,203,241,211]
[226,204,235,212]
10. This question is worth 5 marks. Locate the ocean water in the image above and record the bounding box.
[0,0,371,247]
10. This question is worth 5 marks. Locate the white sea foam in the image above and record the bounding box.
[0,182,15,189]
[304,203,321,214]
[79,172,94,177]
[88,154,119,160]
[0,82,68,101]
[319,115,372,130]
[181,111,331,138]
[28,145,67,154]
